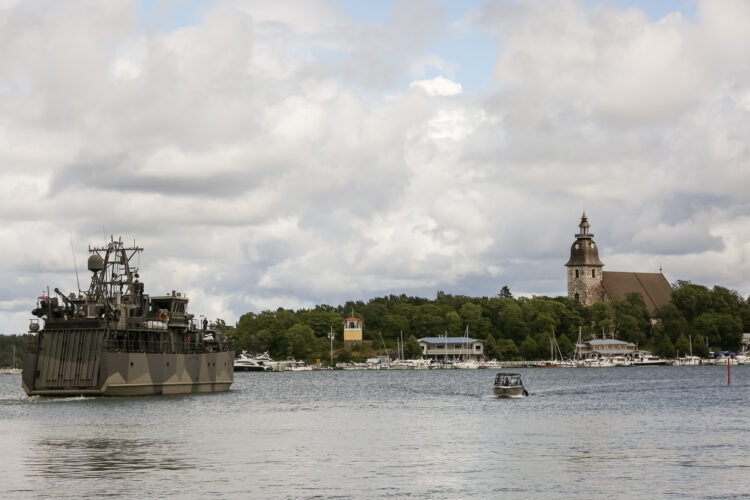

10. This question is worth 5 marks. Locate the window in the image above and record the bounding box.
[574,293,580,302]
[592,269,596,278]
[575,269,579,278]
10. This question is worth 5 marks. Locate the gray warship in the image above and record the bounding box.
[22,237,234,396]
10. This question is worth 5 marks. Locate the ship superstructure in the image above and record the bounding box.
[22,237,234,396]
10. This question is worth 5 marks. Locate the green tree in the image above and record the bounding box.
[520,335,539,360]
[711,286,743,316]
[496,338,520,360]
[694,312,742,350]
[653,334,675,358]
[654,303,692,344]
[403,335,422,359]
[496,299,529,344]
[410,304,445,337]
[587,301,614,336]
[0,334,25,368]
[298,307,343,338]
[672,284,713,322]
[557,333,574,358]
[444,311,462,335]
[459,302,483,335]
[484,335,499,360]
[674,333,691,358]
[691,333,710,358]
[383,314,409,337]
[283,323,316,360]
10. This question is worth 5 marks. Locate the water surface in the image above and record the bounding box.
[1,366,748,498]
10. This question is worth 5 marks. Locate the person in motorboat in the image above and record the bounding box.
[493,372,529,398]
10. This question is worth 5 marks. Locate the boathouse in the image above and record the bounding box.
[418,337,484,362]
[575,338,636,359]
[566,213,673,314]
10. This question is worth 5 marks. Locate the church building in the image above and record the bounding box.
[565,213,672,315]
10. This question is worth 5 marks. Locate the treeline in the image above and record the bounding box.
[0,334,26,368]
[226,282,750,363]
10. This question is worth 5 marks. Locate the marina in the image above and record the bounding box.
[2,365,749,498]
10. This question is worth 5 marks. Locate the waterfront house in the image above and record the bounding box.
[575,338,636,359]
[418,337,484,362]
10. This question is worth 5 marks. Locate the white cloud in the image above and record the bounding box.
[2,0,750,333]
[409,76,462,96]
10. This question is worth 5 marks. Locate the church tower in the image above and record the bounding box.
[565,212,604,305]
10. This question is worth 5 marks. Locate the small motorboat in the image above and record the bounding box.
[493,372,528,398]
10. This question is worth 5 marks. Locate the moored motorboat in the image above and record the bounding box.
[453,360,480,369]
[493,372,528,398]
[233,352,272,371]
[674,355,702,366]
[631,352,668,366]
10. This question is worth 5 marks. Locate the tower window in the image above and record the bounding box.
[592,269,596,278]
[575,269,579,278]
[574,293,580,302]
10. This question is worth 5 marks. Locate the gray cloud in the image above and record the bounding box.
[2,0,750,333]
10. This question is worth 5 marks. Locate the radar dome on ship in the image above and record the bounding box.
[88,254,105,272]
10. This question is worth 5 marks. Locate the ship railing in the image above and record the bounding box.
[104,337,233,354]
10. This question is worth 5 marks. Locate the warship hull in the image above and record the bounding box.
[22,328,233,397]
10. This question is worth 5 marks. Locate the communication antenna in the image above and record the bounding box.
[69,230,81,293]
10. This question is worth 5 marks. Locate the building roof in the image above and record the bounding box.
[601,271,672,314]
[565,214,604,267]
[581,339,635,347]
[419,337,484,344]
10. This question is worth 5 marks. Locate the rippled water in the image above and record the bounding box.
[1,366,749,499]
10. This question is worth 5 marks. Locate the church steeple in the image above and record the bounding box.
[566,213,604,304]
[578,211,591,237]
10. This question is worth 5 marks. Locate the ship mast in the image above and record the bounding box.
[87,236,143,304]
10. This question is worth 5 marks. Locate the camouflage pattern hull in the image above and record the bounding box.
[22,329,233,397]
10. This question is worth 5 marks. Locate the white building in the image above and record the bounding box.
[575,338,636,359]
[418,337,484,362]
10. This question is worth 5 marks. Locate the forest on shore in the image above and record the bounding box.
[226,282,750,364]
[2,281,747,367]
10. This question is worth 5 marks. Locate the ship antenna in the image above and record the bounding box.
[69,230,81,293]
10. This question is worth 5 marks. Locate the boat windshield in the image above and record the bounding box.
[494,373,522,385]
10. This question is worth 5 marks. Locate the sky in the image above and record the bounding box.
[2,0,750,333]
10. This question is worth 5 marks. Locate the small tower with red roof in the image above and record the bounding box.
[342,316,363,344]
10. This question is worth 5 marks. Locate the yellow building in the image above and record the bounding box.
[343,317,363,344]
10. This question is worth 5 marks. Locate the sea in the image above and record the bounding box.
[1,366,749,499]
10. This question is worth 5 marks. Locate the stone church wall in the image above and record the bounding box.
[567,266,604,306]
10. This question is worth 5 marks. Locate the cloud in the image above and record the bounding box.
[2,0,750,333]
[409,76,462,96]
